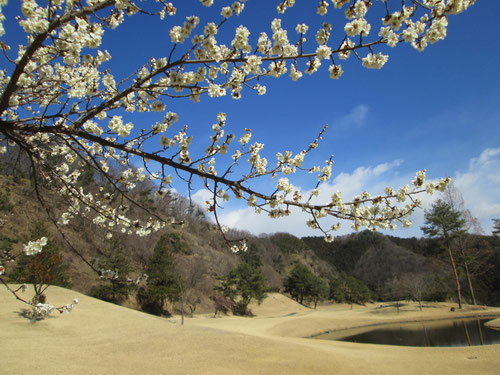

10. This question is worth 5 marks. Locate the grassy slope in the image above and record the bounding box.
[3,285,500,375]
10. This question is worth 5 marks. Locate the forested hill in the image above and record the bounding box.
[302,231,500,306]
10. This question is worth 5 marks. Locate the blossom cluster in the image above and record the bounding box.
[231,240,248,254]
[0,0,471,252]
[32,298,79,320]
[23,237,48,256]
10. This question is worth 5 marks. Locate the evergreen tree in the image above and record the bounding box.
[421,199,466,309]
[283,263,313,304]
[283,263,328,307]
[493,219,500,237]
[239,244,263,269]
[307,275,329,309]
[421,200,467,240]
[215,247,267,316]
[329,272,373,306]
[90,239,136,304]
[137,234,181,316]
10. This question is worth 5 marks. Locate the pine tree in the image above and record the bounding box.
[492,219,500,237]
[421,199,466,309]
[137,234,181,316]
[329,272,373,306]
[90,239,136,304]
[283,263,328,307]
[307,276,329,309]
[215,246,267,316]
[283,263,314,305]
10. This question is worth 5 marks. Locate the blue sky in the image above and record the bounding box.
[2,1,500,238]
[187,1,500,238]
[188,1,500,238]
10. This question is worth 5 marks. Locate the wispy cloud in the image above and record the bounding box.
[335,104,369,129]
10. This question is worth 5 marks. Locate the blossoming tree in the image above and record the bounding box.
[0,0,474,313]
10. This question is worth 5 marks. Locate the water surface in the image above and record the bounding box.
[314,317,500,347]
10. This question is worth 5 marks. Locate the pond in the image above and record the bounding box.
[314,317,500,347]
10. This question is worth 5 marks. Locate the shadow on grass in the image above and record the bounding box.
[16,308,52,323]
[374,303,410,310]
[370,302,443,314]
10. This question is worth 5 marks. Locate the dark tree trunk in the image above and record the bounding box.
[463,260,477,305]
[448,246,463,309]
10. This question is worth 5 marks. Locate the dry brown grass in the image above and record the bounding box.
[3,285,500,375]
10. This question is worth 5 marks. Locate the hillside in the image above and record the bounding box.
[0,173,335,314]
[303,230,500,306]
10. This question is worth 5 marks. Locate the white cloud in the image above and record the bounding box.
[336,104,369,129]
[453,148,500,233]
[321,160,403,200]
[191,189,212,207]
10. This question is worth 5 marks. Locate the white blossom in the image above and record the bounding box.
[328,64,343,79]
[24,237,48,256]
[362,52,389,69]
